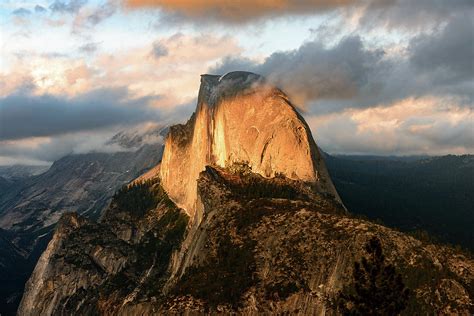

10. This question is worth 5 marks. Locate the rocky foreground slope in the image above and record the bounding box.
[18,72,473,315]
[18,166,474,315]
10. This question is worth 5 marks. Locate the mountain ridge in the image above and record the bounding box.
[17,164,474,315]
[0,128,166,315]
[17,73,474,315]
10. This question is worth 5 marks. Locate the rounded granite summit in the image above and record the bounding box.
[160,72,341,217]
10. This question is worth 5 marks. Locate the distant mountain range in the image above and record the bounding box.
[0,165,49,181]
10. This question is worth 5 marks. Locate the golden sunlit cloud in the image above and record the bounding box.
[1,33,241,105]
[125,0,357,22]
[93,33,242,104]
[308,96,474,155]
[1,0,471,162]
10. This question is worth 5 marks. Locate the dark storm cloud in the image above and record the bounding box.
[260,36,385,104]
[409,14,474,84]
[49,0,87,14]
[211,36,386,107]
[210,11,473,112]
[0,87,162,141]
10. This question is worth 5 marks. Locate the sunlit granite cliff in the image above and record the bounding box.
[18,73,473,315]
[159,72,340,219]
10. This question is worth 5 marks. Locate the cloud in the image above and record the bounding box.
[359,0,473,30]
[1,32,241,105]
[3,0,470,159]
[261,36,385,106]
[0,121,169,165]
[106,121,168,148]
[12,8,31,16]
[308,97,474,155]
[209,56,259,75]
[210,14,473,111]
[1,54,98,97]
[151,40,169,59]
[49,0,87,14]
[207,17,472,156]
[0,90,193,165]
[0,87,161,141]
[0,31,236,164]
[125,0,473,30]
[0,132,118,164]
[34,5,47,13]
[211,35,386,107]
[79,42,100,53]
[86,1,117,25]
[125,0,357,23]
[409,13,474,84]
[88,33,242,103]
[71,1,117,32]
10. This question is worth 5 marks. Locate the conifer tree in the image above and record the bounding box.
[337,236,410,315]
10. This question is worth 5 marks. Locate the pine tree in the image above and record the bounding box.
[337,236,410,315]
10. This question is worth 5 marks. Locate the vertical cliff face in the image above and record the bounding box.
[160,72,339,218]
[17,72,473,315]
[17,213,91,316]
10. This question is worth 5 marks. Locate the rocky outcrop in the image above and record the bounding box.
[163,166,473,315]
[159,72,340,218]
[17,73,474,315]
[18,166,474,315]
[0,144,164,235]
[0,128,165,314]
[17,213,91,316]
[17,180,189,316]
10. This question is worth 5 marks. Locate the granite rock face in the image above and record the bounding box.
[159,72,340,218]
[17,180,189,316]
[18,73,473,315]
[17,166,474,315]
[165,167,474,315]
[0,127,165,314]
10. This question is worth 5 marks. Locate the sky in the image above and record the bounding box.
[0,0,473,165]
